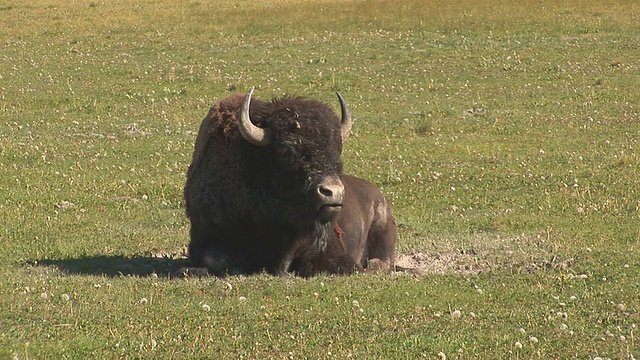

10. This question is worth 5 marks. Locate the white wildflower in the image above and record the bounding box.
[451,310,462,319]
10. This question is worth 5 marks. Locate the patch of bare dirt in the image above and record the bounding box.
[394,232,573,275]
[395,251,489,275]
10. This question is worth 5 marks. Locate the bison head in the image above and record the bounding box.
[237,87,352,227]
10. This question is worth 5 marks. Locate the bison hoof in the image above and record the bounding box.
[173,267,210,278]
[366,258,391,272]
[273,269,289,277]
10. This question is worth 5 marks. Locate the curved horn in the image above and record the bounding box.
[336,92,352,142]
[238,87,271,146]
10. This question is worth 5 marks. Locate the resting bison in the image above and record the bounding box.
[182,87,396,277]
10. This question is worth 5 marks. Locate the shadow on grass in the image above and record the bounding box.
[35,255,190,278]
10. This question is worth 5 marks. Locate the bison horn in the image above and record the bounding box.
[336,92,352,142]
[238,87,272,146]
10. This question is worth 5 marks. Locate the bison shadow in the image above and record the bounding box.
[34,255,189,278]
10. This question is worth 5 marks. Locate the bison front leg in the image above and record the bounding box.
[273,241,303,276]
[175,247,234,278]
[274,258,293,277]
[173,266,210,278]
[187,222,241,276]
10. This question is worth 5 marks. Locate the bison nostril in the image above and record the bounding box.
[318,186,334,198]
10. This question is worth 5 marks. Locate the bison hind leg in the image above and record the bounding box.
[366,258,393,273]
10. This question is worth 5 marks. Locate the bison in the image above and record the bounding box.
[182,87,396,277]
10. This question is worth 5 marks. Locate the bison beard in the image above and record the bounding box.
[182,88,396,277]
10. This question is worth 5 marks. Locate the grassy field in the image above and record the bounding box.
[1,0,639,358]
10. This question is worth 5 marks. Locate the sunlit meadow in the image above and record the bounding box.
[1,0,639,358]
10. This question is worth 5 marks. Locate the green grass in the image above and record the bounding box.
[1,0,639,358]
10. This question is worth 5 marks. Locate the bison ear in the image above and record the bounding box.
[336,92,352,142]
[238,87,272,146]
